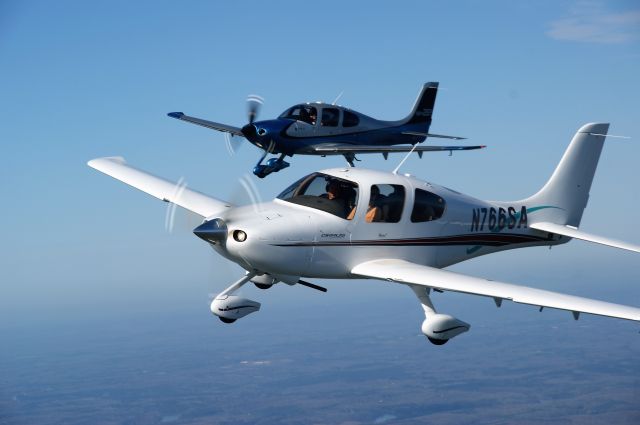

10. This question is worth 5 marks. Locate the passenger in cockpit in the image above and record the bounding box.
[365,185,382,222]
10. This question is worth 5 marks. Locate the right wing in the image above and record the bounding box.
[167,112,244,137]
[309,144,486,155]
[352,259,640,322]
[530,222,640,254]
[88,157,231,218]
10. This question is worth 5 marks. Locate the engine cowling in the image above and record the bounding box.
[211,295,260,323]
[421,314,470,345]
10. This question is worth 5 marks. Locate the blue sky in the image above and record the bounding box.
[2,2,640,423]
[1,0,640,326]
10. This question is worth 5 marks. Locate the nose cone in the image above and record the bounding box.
[241,119,292,146]
[241,123,257,140]
[193,218,227,245]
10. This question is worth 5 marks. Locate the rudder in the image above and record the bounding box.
[524,123,609,227]
[404,82,438,125]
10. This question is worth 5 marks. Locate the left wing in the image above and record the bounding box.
[310,144,485,155]
[167,112,244,137]
[352,259,640,322]
[88,156,231,218]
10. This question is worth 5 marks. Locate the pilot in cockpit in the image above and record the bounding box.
[322,179,348,217]
[297,106,317,126]
[277,173,358,220]
[322,179,342,201]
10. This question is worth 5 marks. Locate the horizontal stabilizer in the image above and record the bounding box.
[402,131,466,140]
[310,144,484,155]
[88,157,231,218]
[530,222,640,253]
[352,259,640,322]
[167,112,244,137]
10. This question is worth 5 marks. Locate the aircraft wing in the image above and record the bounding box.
[167,112,244,137]
[352,259,640,322]
[402,131,466,140]
[88,157,232,218]
[530,222,640,254]
[310,144,485,155]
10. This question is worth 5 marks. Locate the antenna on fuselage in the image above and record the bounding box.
[392,143,420,175]
[331,91,344,106]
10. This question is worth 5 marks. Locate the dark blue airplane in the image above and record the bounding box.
[168,82,484,178]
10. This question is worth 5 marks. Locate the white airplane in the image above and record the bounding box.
[88,123,640,345]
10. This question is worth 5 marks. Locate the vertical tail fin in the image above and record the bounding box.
[524,123,609,227]
[404,82,438,125]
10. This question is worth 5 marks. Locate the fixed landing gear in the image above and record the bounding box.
[211,273,327,323]
[253,152,290,178]
[210,273,261,323]
[410,285,470,345]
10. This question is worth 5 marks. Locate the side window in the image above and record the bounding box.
[411,189,446,222]
[278,173,359,220]
[366,184,405,223]
[321,108,340,127]
[280,105,317,125]
[343,110,359,127]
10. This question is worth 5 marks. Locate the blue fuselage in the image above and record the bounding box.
[244,118,428,156]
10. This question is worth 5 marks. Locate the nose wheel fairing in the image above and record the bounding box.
[211,271,326,324]
[253,151,290,178]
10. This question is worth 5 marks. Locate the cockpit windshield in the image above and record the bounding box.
[277,173,358,219]
[279,105,318,125]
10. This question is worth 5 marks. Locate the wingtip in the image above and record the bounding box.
[87,156,126,169]
[168,112,185,119]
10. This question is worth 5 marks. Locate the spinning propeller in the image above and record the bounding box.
[226,94,265,156]
[164,172,265,235]
[246,94,264,125]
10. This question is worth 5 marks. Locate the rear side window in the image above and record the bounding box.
[342,111,359,127]
[321,108,340,127]
[411,189,445,222]
[367,184,405,223]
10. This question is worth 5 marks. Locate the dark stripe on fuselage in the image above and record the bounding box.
[283,123,425,141]
[271,233,550,247]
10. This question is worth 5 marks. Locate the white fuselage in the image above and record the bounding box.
[211,168,565,280]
